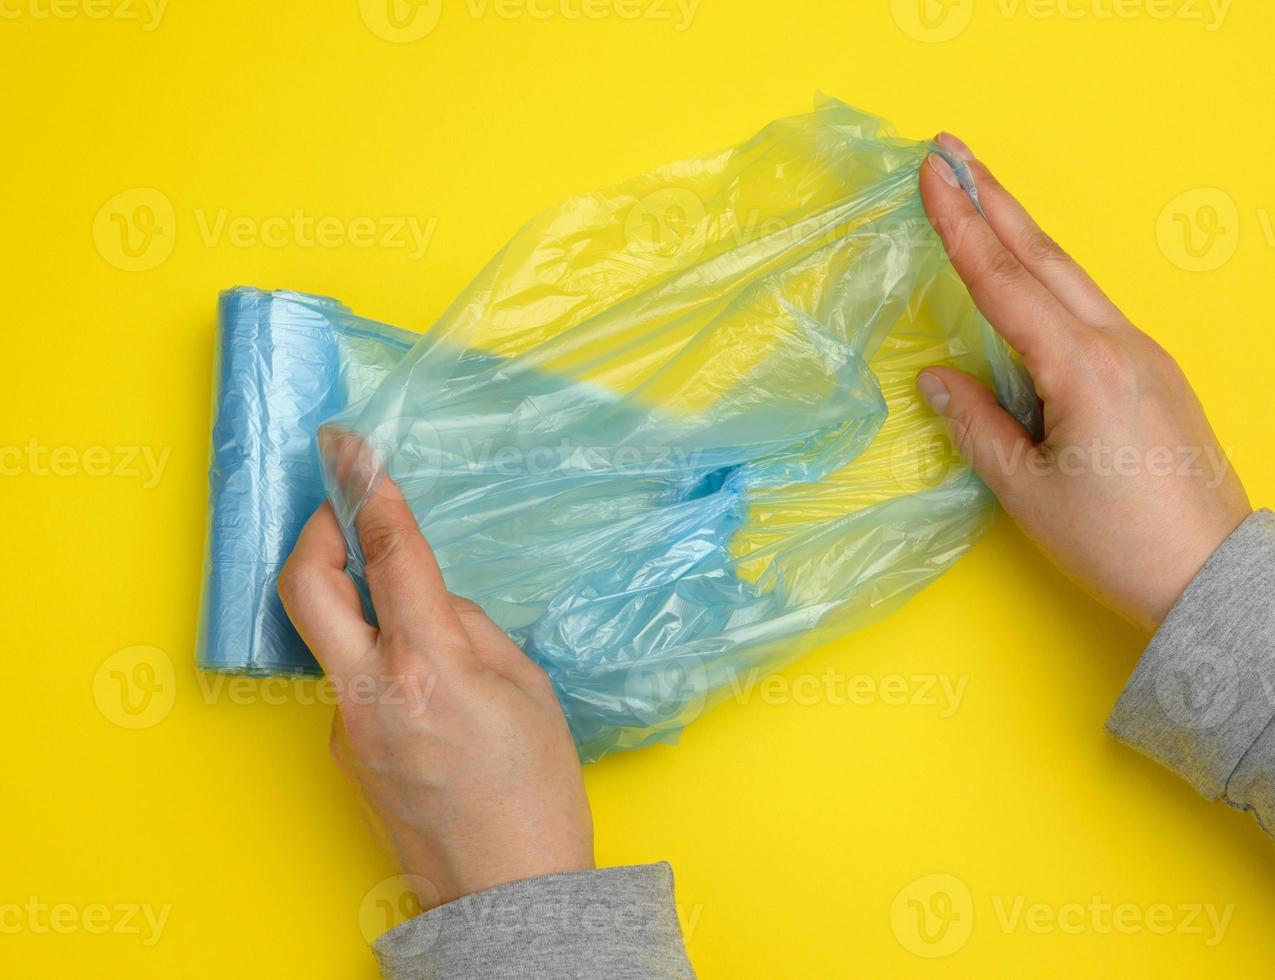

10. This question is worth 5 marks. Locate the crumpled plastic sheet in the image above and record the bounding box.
[197,97,1040,762]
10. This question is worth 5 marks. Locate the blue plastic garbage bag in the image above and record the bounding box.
[196,289,415,676]
[197,97,1039,761]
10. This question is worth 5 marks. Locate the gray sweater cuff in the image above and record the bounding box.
[373,863,695,980]
[1106,509,1275,826]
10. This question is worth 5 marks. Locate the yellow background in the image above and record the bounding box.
[3,0,1273,975]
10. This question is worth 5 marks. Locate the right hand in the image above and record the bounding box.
[918,133,1252,632]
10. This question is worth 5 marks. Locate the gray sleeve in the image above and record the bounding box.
[372,863,695,980]
[1106,508,1275,834]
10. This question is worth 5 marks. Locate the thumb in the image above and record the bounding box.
[916,367,1034,500]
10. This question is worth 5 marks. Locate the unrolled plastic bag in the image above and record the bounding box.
[200,97,1039,762]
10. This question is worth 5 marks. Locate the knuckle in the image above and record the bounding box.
[448,593,484,619]
[979,246,1025,288]
[526,664,558,699]
[947,409,982,460]
[1142,337,1183,374]
[1021,228,1069,266]
[276,560,311,608]
[942,214,982,259]
[1085,335,1139,389]
[358,519,404,570]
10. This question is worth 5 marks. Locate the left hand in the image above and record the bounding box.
[278,474,595,908]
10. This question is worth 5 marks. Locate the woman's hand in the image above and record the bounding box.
[278,475,594,907]
[920,133,1252,631]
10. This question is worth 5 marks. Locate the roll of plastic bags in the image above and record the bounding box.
[198,97,1039,762]
[197,289,416,675]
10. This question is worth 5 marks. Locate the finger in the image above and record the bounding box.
[354,472,475,671]
[917,368,1035,502]
[447,593,555,695]
[921,150,1079,396]
[936,134,1125,329]
[278,503,378,679]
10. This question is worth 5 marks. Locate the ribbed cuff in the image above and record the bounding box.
[1106,509,1275,805]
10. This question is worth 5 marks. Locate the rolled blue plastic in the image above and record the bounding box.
[196,288,415,675]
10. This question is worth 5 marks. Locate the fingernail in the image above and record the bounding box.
[917,372,951,414]
[936,132,974,162]
[926,153,960,188]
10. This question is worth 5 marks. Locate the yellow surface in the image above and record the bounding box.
[2,1,1273,976]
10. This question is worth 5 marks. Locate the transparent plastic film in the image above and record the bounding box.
[310,98,1039,761]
